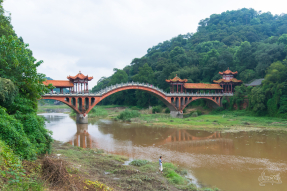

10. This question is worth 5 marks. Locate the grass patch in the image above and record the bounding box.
[116,109,141,121]
[37,104,70,113]
[133,110,287,129]
[165,169,186,184]
[129,159,149,166]
[88,107,109,118]
[70,106,109,118]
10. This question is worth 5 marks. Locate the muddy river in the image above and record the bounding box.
[40,113,287,191]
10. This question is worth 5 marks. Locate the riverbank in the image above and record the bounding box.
[0,140,219,190]
[38,104,287,130]
[37,104,71,113]
[84,105,287,130]
[51,140,219,191]
[132,112,287,130]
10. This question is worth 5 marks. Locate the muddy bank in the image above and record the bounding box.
[50,140,219,191]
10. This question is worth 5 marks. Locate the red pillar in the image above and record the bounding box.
[181,85,183,93]
[81,98,85,111]
[177,84,178,93]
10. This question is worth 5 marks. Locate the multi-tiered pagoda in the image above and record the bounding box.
[213,68,242,93]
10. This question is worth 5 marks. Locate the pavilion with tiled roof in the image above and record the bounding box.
[67,71,93,93]
[43,71,93,93]
[166,75,223,93]
[165,74,188,93]
[213,68,242,93]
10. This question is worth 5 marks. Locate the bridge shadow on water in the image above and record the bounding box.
[67,121,234,156]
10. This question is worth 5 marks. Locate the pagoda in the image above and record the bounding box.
[43,71,93,93]
[165,74,188,93]
[213,68,242,93]
[67,71,93,93]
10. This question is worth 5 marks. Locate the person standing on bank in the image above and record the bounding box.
[159,156,163,173]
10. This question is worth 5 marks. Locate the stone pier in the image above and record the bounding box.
[76,113,88,124]
[170,111,183,118]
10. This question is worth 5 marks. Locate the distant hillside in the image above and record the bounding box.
[92,8,287,117]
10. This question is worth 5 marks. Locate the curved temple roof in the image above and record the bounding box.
[219,68,238,75]
[213,78,242,83]
[165,74,188,83]
[184,83,223,90]
[43,80,74,87]
[67,71,93,81]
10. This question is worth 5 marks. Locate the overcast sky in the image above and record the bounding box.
[3,0,287,87]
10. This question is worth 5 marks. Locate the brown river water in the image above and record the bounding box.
[39,113,287,191]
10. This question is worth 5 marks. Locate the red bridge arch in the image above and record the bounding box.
[42,83,228,116]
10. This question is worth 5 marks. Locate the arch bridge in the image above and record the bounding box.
[42,82,233,120]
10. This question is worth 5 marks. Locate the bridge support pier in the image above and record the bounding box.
[170,111,183,118]
[76,113,88,124]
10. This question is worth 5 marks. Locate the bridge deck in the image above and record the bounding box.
[43,82,233,97]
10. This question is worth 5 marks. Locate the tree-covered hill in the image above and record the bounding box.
[0,1,53,186]
[92,8,287,117]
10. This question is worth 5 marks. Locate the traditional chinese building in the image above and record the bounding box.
[43,71,93,93]
[165,75,223,93]
[67,71,93,93]
[213,68,242,93]
[165,74,188,93]
[165,68,242,94]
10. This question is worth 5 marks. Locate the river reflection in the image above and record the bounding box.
[40,113,287,191]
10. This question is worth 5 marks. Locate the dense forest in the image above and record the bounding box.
[0,0,53,188]
[92,8,287,117]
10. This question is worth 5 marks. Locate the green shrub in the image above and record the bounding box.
[163,163,186,185]
[152,106,162,113]
[117,109,140,121]
[196,109,203,115]
[165,169,185,184]
[0,106,52,160]
[191,112,198,117]
[165,108,170,113]
[183,108,187,113]
[0,140,44,190]
[0,78,18,109]
[130,159,149,166]
[70,110,77,117]
[130,106,141,110]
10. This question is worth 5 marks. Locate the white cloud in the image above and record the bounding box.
[3,0,287,87]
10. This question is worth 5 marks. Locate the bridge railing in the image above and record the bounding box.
[44,82,233,97]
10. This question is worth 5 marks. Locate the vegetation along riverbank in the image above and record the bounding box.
[37,103,287,130]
